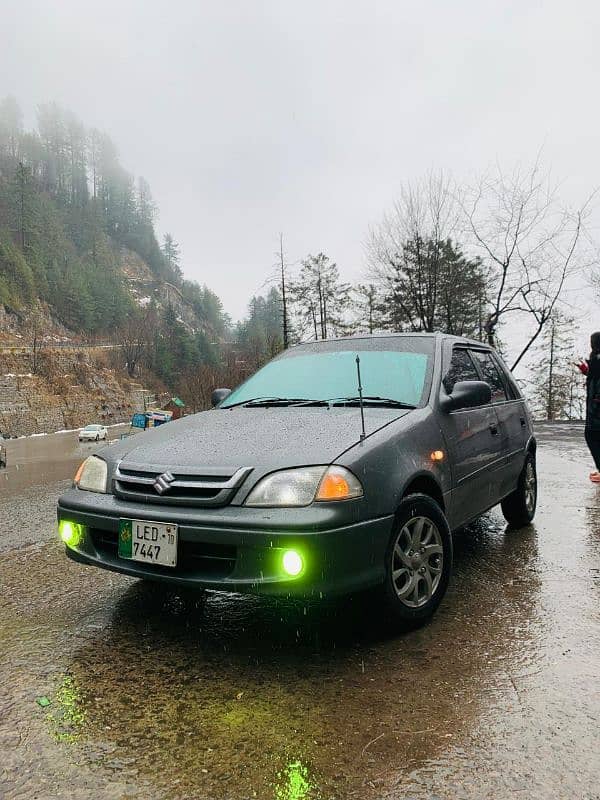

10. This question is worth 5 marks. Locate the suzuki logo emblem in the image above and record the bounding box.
[153,471,175,495]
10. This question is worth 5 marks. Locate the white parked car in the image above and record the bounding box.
[78,424,108,443]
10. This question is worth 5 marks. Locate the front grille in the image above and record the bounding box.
[89,528,237,578]
[113,465,253,507]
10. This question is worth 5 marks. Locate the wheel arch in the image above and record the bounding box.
[400,472,445,512]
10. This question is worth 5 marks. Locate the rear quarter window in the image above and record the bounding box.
[470,350,508,404]
[492,354,522,400]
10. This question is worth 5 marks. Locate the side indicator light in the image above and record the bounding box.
[316,472,351,500]
[431,450,445,462]
[74,461,85,484]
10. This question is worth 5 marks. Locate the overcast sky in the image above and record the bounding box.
[3,0,600,342]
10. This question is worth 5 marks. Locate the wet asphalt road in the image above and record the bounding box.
[1,424,599,800]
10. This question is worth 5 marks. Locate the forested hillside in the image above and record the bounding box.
[0,96,590,426]
[0,97,227,367]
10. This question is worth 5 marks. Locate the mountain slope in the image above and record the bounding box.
[0,96,226,342]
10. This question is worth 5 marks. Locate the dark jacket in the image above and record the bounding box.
[586,354,600,430]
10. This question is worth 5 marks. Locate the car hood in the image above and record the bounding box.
[105,406,410,471]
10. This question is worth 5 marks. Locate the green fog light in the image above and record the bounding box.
[282,549,304,577]
[59,520,84,548]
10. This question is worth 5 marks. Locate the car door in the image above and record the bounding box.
[471,349,528,496]
[438,344,505,528]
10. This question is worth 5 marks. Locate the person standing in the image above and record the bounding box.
[576,332,600,482]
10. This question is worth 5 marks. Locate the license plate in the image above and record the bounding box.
[118,519,178,567]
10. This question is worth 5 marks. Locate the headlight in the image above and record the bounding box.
[244,465,363,507]
[74,456,108,493]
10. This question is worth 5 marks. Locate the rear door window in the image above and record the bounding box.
[443,348,480,394]
[471,350,508,404]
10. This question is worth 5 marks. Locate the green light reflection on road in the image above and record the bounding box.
[44,674,86,744]
[273,758,315,800]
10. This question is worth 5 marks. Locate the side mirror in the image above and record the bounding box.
[440,380,492,412]
[211,388,232,407]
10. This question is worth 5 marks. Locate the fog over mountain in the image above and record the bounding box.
[3,0,600,333]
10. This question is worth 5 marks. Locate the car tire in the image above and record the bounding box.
[379,493,453,628]
[501,452,537,527]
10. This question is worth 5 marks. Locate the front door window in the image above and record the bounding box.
[443,348,480,395]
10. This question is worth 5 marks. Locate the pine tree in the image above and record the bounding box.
[162,233,182,281]
[0,96,23,161]
[0,95,229,365]
[529,312,582,420]
[236,288,284,368]
[352,283,384,334]
[290,253,350,340]
[378,237,487,336]
[13,161,33,250]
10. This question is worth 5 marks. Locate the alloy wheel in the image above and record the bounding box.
[391,516,444,608]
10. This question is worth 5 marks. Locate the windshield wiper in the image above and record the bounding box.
[223,396,416,410]
[223,396,313,409]
[329,396,417,409]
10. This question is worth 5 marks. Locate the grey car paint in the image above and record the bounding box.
[57,333,535,599]
[102,404,410,496]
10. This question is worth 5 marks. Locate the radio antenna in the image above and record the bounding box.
[356,354,366,442]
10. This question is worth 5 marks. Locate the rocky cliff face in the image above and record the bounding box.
[0,348,149,437]
[122,248,199,331]
[0,245,195,437]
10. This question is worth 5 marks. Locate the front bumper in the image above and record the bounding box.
[57,488,394,597]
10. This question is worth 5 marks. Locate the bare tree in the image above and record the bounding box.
[462,158,596,370]
[259,234,294,347]
[25,305,44,374]
[178,362,247,412]
[178,363,216,412]
[278,233,290,349]
[117,306,155,378]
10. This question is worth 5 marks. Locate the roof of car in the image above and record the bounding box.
[291,332,492,349]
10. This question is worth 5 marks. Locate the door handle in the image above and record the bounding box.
[489,424,499,436]
[520,417,526,428]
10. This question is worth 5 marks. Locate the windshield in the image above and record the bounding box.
[220,341,434,408]
[84,425,101,430]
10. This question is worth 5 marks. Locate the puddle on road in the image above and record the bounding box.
[1,440,600,799]
[0,425,133,495]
